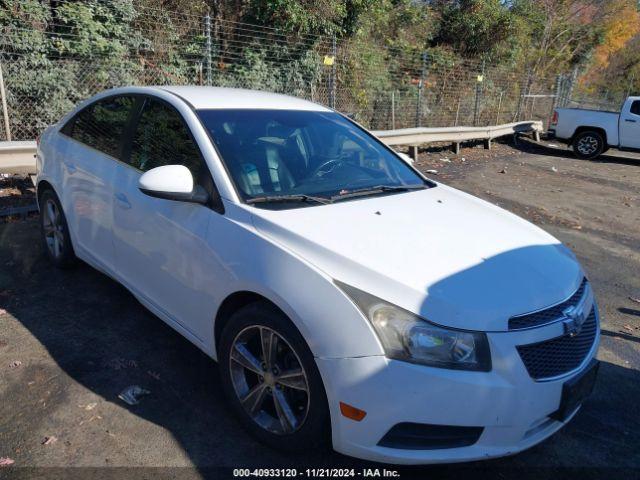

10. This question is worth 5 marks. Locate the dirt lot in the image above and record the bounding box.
[0,139,639,478]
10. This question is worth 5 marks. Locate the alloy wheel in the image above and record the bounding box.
[576,135,598,156]
[229,325,310,435]
[42,199,64,259]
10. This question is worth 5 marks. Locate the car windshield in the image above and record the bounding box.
[197,109,429,206]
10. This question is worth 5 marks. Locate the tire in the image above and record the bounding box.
[572,130,604,160]
[39,188,77,268]
[219,301,329,451]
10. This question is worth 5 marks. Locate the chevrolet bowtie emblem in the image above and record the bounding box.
[562,305,587,337]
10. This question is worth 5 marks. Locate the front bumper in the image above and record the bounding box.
[316,313,600,465]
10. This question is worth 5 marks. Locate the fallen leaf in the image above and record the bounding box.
[147,370,161,380]
[42,436,57,445]
[9,360,22,369]
[630,296,640,304]
[84,403,97,411]
[0,308,7,315]
[623,325,634,333]
[0,457,14,467]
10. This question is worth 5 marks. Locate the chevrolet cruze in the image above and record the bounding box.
[36,86,600,464]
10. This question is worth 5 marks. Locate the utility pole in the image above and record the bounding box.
[416,51,427,127]
[204,12,212,86]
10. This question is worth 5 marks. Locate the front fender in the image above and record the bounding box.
[209,203,384,360]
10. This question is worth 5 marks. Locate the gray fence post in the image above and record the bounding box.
[558,74,568,107]
[391,91,395,130]
[0,62,11,141]
[552,75,561,110]
[566,66,578,107]
[329,35,337,109]
[515,70,532,121]
[204,12,212,86]
[627,73,635,99]
[415,52,427,127]
[473,59,485,126]
[548,74,562,126]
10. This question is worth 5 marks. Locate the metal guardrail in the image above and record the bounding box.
[373,120,543,158]
[0,120,543,175]
[0,140,37,175]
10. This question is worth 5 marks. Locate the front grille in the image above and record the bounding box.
[509,279,588,330]
[517,308,597,380]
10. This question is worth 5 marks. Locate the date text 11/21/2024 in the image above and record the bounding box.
[233,468,400,477]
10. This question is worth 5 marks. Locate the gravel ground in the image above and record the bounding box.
[0,176,36,214]
[0,139,639,479]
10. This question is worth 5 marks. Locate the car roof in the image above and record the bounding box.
[147,86,332,111]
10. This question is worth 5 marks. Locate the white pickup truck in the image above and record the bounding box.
[549,96,640,159]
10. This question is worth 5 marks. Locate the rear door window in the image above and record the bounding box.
[68,96,136,159]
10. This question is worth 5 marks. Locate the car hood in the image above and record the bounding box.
[250,184,583,331]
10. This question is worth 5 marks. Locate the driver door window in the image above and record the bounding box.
[129,99,204,179]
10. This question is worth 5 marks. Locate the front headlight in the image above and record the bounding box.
[336,281,491,371]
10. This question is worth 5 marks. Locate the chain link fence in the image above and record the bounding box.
[0,5,604,142]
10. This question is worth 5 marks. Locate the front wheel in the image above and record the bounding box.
[219,302,329,451]
[572,130,604,160]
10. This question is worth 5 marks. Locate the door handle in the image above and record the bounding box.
[624,119,637,123]
[114,192,132,209]
[64,161,77,174]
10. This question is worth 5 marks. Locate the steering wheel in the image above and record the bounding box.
[310,158,346,178]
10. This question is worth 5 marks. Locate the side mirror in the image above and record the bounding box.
[138,165,208,204]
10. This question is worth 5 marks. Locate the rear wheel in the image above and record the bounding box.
[219,302,329,451]
[39,189,76,268]
[572,130,604,159]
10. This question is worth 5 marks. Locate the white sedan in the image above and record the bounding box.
[36,86,600,464]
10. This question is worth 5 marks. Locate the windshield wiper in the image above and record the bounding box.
[246,194,331,205]
[330,184,427,202]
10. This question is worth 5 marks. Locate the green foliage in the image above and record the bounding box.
[0,0,635,138]
[432,0,516,60]
[244,0,347,35]
[218,44,321,98]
